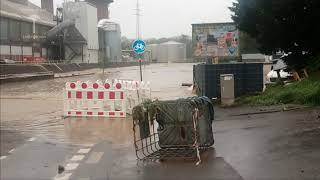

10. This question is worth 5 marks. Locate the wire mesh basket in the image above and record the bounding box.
[132,96,214,165]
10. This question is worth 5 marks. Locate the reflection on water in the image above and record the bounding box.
[64,117,134,145]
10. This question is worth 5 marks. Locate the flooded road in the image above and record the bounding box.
[0,63,195,148]
[1,63,320,180]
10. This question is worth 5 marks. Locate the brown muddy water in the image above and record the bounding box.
[0,63,195,146]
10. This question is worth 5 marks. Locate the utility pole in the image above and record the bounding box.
[135,0,141,39]
[135,0,143,81]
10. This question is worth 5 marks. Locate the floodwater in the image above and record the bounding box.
[1,63,320,179]
[0,63,195,147]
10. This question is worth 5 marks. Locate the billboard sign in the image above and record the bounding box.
[192,23,239,57]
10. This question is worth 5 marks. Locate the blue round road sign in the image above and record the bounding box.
[132,39,146,55]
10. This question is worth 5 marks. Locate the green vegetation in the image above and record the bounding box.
[230,0,320,71]
[237,78,320,106]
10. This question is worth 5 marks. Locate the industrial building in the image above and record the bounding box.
[146,44,159,62]
[0,0,118,64]
[98,19,122,62]
[157,41,187,63]
[0,0,55,62]
[146,41,187,63]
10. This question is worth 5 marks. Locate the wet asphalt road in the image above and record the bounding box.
[1,63,320,180]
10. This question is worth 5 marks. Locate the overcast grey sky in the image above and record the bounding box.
[29,0,234,39]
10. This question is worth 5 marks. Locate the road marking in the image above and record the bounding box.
[53,173,72,180]
[28,137,36,142]
[65,163,79,171]
[78,148,91,154]
[86,152,104,164]
[84,144,94,147]
[0,156,7,160]
[8,149,15,154]
[70,155,85,161]
[75,143,95,147]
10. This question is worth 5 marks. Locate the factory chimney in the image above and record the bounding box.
[41,0,54,14]
[87,0,113,20]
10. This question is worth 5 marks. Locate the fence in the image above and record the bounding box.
[64,80,126,117]
[63,79,151,117]
[117,80,151,114]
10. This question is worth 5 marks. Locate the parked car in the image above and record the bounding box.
[0,59,16,64]
[267,70,293,82]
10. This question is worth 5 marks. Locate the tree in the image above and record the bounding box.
[239,31,260,54]
[230,0,320,71]
[121,36,132,50]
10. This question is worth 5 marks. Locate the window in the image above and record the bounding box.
[0,18,9,40]
[35,24,41,35]
[42,26,51,36]
[35,24,51,36]
[21,22,32,41]
[9,19,21,41]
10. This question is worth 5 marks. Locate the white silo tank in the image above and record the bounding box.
[98,19,122,62]
[157,41,186,63]
[146,44,159,62]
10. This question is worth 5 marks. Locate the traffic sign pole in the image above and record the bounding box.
[139,56,143,81]
[132,39,146,82]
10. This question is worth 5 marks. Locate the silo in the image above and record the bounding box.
[146,44,159,62]
[157,41,186,63]
[98,19,122,62]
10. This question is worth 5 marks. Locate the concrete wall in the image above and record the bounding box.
[86,3,99,50]
[86,49,99,63]
[0,63,99,75]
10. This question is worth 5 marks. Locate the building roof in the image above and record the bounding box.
[161,41,184,45]
[0,0,55,27]
[242,53,265,60]
[191,22,235,26]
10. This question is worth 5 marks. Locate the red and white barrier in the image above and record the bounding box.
[118,80,151,114]
[64,80,126,118]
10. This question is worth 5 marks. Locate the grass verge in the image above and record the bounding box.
[237,78,320,106]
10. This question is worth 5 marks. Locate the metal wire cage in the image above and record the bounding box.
[132,97,214,165]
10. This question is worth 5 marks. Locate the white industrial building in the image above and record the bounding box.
[156,41,187,63]
[62,1,99,63]
[98,19,122,62]
[0,0,119,64]
[146,44,159,62]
